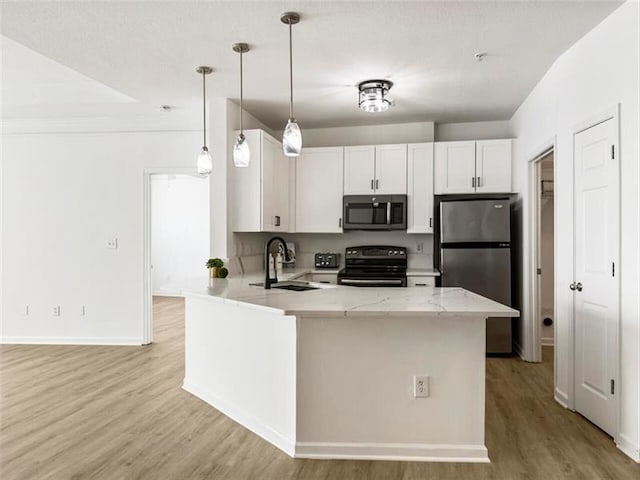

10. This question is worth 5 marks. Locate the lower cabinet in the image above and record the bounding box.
[408,276,436,287]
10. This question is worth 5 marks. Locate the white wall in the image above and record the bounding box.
[151,174,209,295]
[1,130,200,344]
[510,1,639,460]
[435,120,512,141]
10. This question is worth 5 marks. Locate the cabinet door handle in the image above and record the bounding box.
[370,179,374,190]
[275,215,281,227]
[477,176,481,188]
[375,179,379,190]
[429,217,433,228]
[472,177,476,188]
[338,217,342,228]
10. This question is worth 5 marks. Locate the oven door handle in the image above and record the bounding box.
[340,278,403,285]
[386,202,391,225]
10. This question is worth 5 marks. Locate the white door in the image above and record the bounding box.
[573,118,618,437]
[295,147,344,233]
[374,144,407,194]
[344,146,375,194]
[476,139,512,193]
[434,141,476,194]
[407,143,434,233]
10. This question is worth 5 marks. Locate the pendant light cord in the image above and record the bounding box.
[202,71,207,148]
[240,50,244,135]
[288,21,294,119]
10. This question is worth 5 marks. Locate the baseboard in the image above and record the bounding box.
[616,433,640,463]
[182,378,295,456]
[554,388,570,409]
[513,340,525,360]
[152,291,185,297]
[541,337,554,346]
[0,336,143,345]
[294,442,490,463]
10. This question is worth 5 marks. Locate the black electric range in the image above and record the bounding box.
[337,245,407,287]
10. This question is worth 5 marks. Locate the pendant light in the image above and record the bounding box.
[232,43,251,167]
[196,66,213,176]
[280,12,302,157]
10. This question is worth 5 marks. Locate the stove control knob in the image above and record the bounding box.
[393,250,399,255]
[400,251,405,255]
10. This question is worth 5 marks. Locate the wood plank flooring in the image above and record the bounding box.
[1,296,638,479]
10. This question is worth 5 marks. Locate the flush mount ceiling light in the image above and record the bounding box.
[281,11,302,157]
[232,42,251,168]
[358,80,394,113]
[195,66,213,176]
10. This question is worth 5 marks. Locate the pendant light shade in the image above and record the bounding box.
[281,12,302,157]
[358,80,393,113]
[196,66,213,176]
[232,43,251,168]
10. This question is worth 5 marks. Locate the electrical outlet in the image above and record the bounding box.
[416,242,423,253]
[414,375,430,398]
[106,238,118,249]
[52,305,61,317]
[80,305,86,316]
[21,305,29,316]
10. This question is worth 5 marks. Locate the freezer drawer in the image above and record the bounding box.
[441,247,512,353]
[440,198,510,243]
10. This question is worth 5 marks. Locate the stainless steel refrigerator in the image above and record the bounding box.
[436,196,515,354]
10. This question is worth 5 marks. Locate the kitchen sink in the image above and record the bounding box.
[273,283,319,292]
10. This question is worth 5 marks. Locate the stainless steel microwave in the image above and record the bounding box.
[343,195,407,230]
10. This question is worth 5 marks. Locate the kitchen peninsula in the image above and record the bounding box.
[182,271,518,463]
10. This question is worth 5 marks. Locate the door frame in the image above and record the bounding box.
[525,137,557,365]
[571,104,621,440]
[142,167,201,345]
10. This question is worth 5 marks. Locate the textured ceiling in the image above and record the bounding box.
[0,1,623,129]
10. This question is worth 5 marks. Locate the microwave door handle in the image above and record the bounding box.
[386,202,391,225]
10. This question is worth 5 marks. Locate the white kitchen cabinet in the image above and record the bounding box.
[344,144,407,194]
[407,143,434,234]
[232,129,290,232]
[294,147,344,233]
[434,141,476,194]
[374,144,408,194]
[475,139,512,193]
[407,276,436,287]
[434,139,512,194]
[344,146,375,194]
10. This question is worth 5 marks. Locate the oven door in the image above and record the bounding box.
[343,195,406,230]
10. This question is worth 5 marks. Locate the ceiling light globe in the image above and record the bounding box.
[196,146,213,176]
[233,135,251,167]
[282,119,302,157]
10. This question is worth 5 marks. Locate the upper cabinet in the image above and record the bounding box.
[434,139,512,194]
[475,140,512,193]
[294,147,344,233]
[344,144,407,195]
[407,143,434,234]
[232,129,290,232]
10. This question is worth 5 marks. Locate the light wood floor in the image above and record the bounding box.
[1,297,638,479]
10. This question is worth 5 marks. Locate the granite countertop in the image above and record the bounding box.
[180,269,518,319]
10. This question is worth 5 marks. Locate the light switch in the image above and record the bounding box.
[106,238,118,249]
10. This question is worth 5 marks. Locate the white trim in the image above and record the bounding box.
[0,336,143,346]
[294,442,489,463]
[616,434,640,463]
[142,167,201,345]
[541,337,554,347]
[524,136,556,364]
[571,104,621,444]
[182,378,296,457]
[152,291,185,298]
[554,388,570,409]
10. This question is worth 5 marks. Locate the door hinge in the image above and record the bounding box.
[612,262,615,277]
[611,145,615,159]
[611,379,615,395]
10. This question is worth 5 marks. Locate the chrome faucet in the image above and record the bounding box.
[264,236,291,289]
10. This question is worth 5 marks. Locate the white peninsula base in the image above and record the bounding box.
[183,277,517,463]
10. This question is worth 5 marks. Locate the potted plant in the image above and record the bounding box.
[206,258,224,278]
